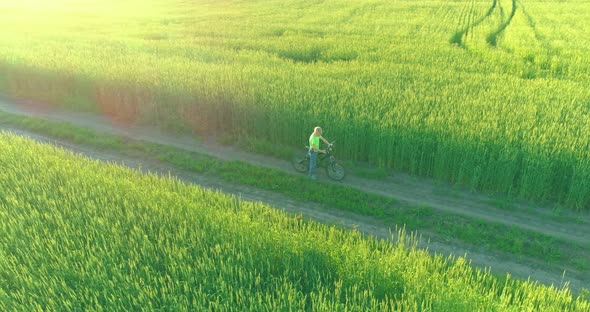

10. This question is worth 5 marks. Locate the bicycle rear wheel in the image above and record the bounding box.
[292,154,309,173]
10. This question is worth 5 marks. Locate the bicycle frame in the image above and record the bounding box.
[306,144,336,168]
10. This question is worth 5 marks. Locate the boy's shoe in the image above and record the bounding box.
[309,175,317,180]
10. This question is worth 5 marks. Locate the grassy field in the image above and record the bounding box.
[0,131,588,310]
[2,110,589,278]
[0,0,589,210]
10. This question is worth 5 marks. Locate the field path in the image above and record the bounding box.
[0,97,588,291]
[0,98,587,244]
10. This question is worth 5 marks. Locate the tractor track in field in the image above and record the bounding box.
[486,0,518,46]
[0,98,589,292]
[450,0,498,46]
[450,0,519,48]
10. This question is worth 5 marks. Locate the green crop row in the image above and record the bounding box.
[0,0,589,211]
[0,132,588,310]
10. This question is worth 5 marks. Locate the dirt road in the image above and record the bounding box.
[0,98,588,291]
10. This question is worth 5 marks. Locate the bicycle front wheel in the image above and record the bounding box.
[327,162,345,180]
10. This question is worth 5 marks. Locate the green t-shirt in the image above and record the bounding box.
[309,134,320,152]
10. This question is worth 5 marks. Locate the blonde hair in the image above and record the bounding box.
[314,126,322,133]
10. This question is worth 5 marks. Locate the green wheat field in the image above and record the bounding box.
[1,0,589,209]
[0,132,587,310]
[1,0,589,310]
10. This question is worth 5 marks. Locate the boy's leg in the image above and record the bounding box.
[308,151,317,178]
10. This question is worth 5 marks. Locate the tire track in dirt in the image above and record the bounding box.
[1,126,587,292]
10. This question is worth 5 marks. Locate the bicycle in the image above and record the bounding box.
[291,141,346,181]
